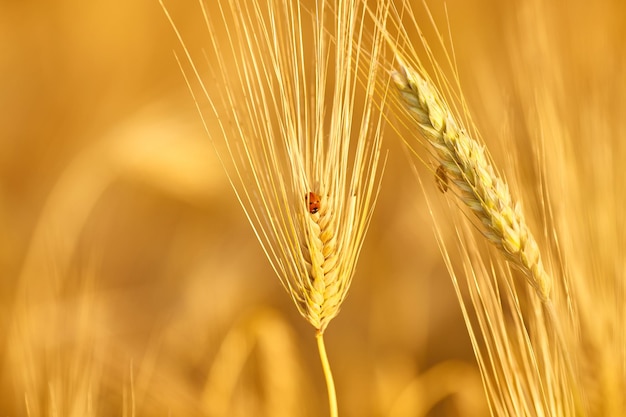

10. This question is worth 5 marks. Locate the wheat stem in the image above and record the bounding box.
[316,330,338,417]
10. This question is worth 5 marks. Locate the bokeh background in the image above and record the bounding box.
[1,0,623,416]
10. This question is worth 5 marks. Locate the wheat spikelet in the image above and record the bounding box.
[391,62,551,302]
[301,193,344,329]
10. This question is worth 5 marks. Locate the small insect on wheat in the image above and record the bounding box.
[435,164,449,193]
[306,192,321,215]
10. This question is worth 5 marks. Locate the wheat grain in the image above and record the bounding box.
[391,62,551,302]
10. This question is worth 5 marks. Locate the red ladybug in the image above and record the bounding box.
[306,192,321,214]
[435,164,449,193]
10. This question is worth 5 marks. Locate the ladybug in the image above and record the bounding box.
[435,164,449,193]
[306,191,321,214]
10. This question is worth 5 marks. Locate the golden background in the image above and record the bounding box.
[1,0,623,416]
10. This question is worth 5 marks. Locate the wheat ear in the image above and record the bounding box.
[161,0,389,415]
[301,194,347,331]
[391,62,551,301]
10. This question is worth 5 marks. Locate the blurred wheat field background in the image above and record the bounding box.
[1,0,624,416]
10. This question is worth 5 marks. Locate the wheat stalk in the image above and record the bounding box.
[388,58,573,417]
[161,0,389,415]
[372,1,579,415]
[391,62,551,302]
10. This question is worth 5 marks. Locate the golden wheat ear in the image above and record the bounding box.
[363,0,550,302]
[161,0,390,415]
[165,0,388,334]
[391,63,551,302]
[373,0,585,415]
[388,51,573,417]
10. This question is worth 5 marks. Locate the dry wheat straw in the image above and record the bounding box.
[508,1,626,414]
[391,62,551,302]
